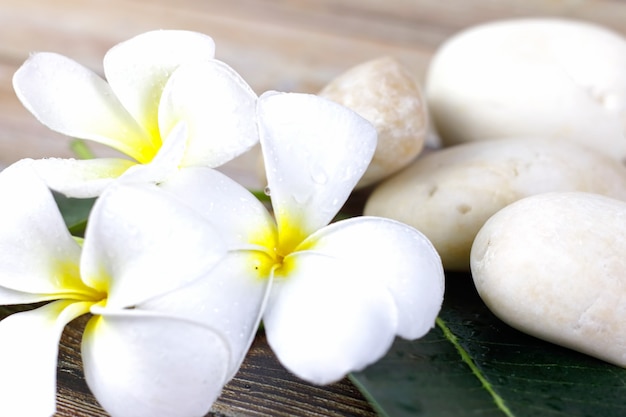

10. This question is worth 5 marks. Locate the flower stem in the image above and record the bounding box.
[70,139,95,159]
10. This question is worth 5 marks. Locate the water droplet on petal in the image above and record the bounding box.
[293,190,312,204]
[311,165,329,185]
[264,186,271,196]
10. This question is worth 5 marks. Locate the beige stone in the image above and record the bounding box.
[470,192,626,367]
[425,18,626,163]
[364,137,626,270]
[319,56,428,187]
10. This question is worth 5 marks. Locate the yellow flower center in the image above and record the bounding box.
[248,219,307,281]
[119,130,162,165]
[102,111,163,165]
[53,259,107,304]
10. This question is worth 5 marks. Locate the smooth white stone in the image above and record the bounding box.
[470,192,626,367]
[319,57,428,188]
[425,18,626,163]
[364,137,626,270]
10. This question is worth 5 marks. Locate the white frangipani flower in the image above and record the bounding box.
[0,160,265,417]
[159,92,446,385]
[13,30,259,197]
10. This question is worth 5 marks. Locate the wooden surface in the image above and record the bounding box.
[3,0,626,167]
[2,1,626,416]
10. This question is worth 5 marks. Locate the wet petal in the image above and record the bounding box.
[0,287,63,305]
[104,30,215,147]
[0,300,91,417]
[158,166,276,249]
[13,52,152,162]
[258,91,377,240]
[83,309,230,417]
[32,157,136,198]
[263,250,397,385]
[300,216,445,339]
[143,251,271,379]
[159,60,259,167]
[81,182,226,308]
[0,160,84,295]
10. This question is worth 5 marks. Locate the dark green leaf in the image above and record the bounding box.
[351,274,626,417]
[53,191,96,236]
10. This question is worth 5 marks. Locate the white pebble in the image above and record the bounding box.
[319,57,428,187]
[364,138,626,270]
[425,18,626,162]
[470,192,626,367]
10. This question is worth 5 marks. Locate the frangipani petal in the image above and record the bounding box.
[0,287,65,305]
[0,300,92,417]
[32,157,136,198]
[300,217,445,339]
[143,251,271,379]
[83,309,230,417]
[0,160,86,296]
[104,30,215,148]
[81,182,226,308]
[12,52,152,162]
[263,250,397,385]
[159,60,259,167]
[258,92,377,242]
[159,166,276,249]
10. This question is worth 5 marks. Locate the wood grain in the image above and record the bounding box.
[2,1,626,415]
[2,0,626,166]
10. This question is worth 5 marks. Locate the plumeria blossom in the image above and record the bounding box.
[158,92,446,385]
[12,30,258,197]
[0,160,269,417]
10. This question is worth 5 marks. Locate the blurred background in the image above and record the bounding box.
[1,0,626,167]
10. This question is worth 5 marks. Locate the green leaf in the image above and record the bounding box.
[53,191,96,236]
[351,273,626,417]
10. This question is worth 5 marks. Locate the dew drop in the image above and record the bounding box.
[311,165,329,185]
[293,190,312,204]
[263,185,271,196]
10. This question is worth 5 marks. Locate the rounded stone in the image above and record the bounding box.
[470,192,626,367]
[425,18,626,163]
[364,137,626,270]
[319,56,428,188]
